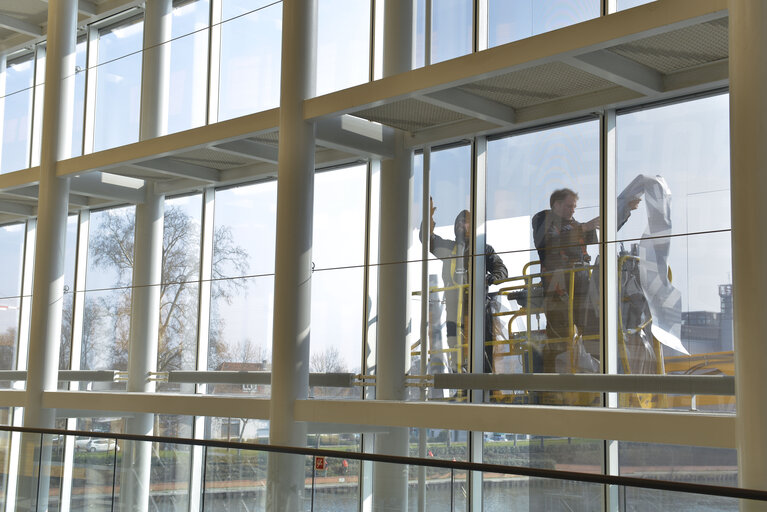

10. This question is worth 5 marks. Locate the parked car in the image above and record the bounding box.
[75,437,118,452]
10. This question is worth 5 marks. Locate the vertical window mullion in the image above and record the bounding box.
[188,185,214,512]
[29,45,45,168]
[601,109,620,512]
[206,0,223,124]
[59,209,90,512]
[0,54,7,170]
[475,0,488,52]
[82,26,99,155]
[469,136,487,511]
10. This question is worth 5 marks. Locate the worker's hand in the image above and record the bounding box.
[584,216,600,231]
[628,197,642,210]
[430,196,436,232]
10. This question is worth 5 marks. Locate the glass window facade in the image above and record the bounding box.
[0,3,746,511]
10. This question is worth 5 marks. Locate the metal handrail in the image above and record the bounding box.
[2,424,764,503]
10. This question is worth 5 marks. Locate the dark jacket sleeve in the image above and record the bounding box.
[419,221,455,259]
[485,244,508,283]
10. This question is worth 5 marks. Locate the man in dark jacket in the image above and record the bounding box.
[532,188,599,372]
[421,198,508,373]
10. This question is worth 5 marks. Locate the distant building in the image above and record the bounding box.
[679,284,733,354]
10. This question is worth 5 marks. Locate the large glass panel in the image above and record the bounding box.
[0,410,11,509]
[483,432,603,510]
[485,120,602,406]
[488,0,600,48]
[208,182,275,379]
[218,1,282,121]
[60,215,79,371]
[0,223,25,372]
[485,120,601,403]
[311,165,366,399]
[93,17,143,151]
[204,417,270,443]
[70,38,87,158]
[148,415,193,510]
[411,145,473,385]
[615,94,732,410]
[168,0,210,134]
[71,420,119,511]
[419,0,473,65]
[158,195,202,387]
[82,207,135,379]
[617,0,655,11]
[202,442,269,509]
[1,53,35,173]
[316,0,370,96]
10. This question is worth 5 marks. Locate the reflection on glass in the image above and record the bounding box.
[82,207,135,376]
[1,54,35,173]
[168,0,210,134]
[616,95,733,411]
[158,196,202,386]
[316,0,370,96]
[218,1,282,120]
[488,0,600,48]
[485,121,600,404]
[0,223,24,372]
[93,18,143,151]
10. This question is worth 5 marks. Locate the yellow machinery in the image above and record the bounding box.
[411,257,734,409]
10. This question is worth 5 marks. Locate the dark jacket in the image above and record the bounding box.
[420,211,508,288]
[532,209,597,273]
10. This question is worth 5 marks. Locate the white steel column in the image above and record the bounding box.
[21,0,78,509]
[602,110,620,512]
[729,1,767,510]
[372,1,414,511]
[120,1,171,511]
[267,0,317,510]
[189,187,215,512]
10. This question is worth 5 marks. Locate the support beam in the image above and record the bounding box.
[729,1,767,509]
[316,115,396,159]
[420,88,516,126]
[70,172,145,203]
[39,0,99,16]
[0,186,90,207]
[129,157,221,183]
[0,201,34,217]
[212,139,279,164]
[566,49,664,96]
[267,0,317,510]
[0,13,42,37]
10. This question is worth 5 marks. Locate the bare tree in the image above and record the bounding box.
[86,205,249,373]
[0,326,16,370]
[310,346,347,373]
